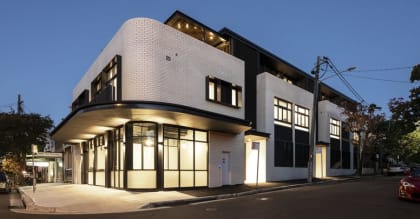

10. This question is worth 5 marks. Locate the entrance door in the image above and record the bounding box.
[315,146,327,178]
[221,152,230,185]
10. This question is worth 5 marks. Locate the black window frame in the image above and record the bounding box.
[90,55,122,103]
[274,97,292,125]
[206,76,242,108]
[330,138,341,169]
[274,125,293,167]
[130,122,157,171]
[294,105,309,129]
[329,118,341,137]
[295,129,309,167]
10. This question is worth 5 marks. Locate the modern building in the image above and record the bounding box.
[51,11,357,190]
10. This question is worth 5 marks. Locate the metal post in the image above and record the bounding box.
[256,145,260,188]
[32,152,36,193]
[308,56,321,183]
[31,144,38,193]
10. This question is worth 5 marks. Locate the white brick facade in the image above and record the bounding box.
[73,18,245,120]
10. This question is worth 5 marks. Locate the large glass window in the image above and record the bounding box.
[342,140,351,169]
[110,127,125,188]
[132,123,156,170]
[330,138,341,169]
[274,97,292,125]
[341,125,350,169]
[206,76,242,108]
[88,139,95,185]
[163,126,208,188]
[274,125,293,167]
[95,135,106,186]
[295,130,309,167]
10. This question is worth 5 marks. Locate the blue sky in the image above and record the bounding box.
[1,0,419,126]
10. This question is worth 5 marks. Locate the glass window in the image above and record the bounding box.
[88,140,95,171]
[180,140,194,170]
[330,118,340,137]
[274,97,292,125]
[195,142,208,170]
[90,55,120,102]
[231,88,237,106]
[96,145,106,171]
[330,138,341,168]
[294,105,309,129]
[206,76,242,108]
[164,138,178,170]
[208,81,215,100]
[180,128,194,140]
[132,143,142,169]
[131,122,156,170]
[195,130,207,142]
[274,125,293,167]
[163,126,208,188]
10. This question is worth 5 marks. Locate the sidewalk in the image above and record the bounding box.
[12,176,357,214]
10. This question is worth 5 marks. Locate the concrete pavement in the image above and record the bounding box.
[11,176,358,214]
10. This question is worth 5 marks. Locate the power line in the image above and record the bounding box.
[324,57,366,104]
[345,74,413,84]
[352,66,412,73]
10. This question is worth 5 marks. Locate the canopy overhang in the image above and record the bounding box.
[51,101,251,143]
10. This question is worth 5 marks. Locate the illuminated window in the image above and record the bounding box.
[206,76,242,108]
[274,97,292,125]
[208,80,215,100]
[163,126,208,188]
[330,118,340,138]
[132,122,156,170]
[90,55,121,103]
[294,105,309,129]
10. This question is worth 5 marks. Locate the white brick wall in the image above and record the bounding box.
[73,18,245,120]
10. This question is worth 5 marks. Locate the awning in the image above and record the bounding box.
[52,101,251,143]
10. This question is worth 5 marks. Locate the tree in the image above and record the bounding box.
[0,112,53,156]
[384,64,420,166]
[0,112,53,184]
[1,153,25,185]
[388,87,420,134]
[410,64,420,82]
[342,103,384,176]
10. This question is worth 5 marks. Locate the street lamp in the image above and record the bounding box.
[307,56,356,183]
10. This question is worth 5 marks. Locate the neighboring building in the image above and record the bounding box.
[51,11,356,190]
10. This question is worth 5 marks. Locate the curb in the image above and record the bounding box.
[18,188,58,213]
[141,177,359,209]
[8,189,25,209]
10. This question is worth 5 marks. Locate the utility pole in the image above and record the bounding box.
[17,94,24,114]
[308,56,321,183]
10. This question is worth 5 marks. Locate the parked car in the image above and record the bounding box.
[384,165,404,176]
[0,171,12,193]
[398,167,420,201]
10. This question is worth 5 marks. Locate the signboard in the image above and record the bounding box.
[252,142,260,150]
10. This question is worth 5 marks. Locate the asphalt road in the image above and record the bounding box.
[0,176,418,219]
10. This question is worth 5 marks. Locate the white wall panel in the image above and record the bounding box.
[257,73,312,181]
[208,131,245,188]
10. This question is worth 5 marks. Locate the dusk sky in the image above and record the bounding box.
[1,0,419,126]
